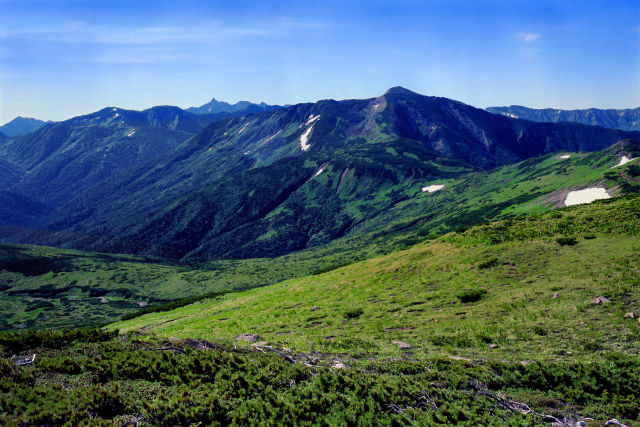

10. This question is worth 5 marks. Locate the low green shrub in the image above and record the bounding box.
[344,308,363,319]
[556,236,578,246]
[456,289,487,303]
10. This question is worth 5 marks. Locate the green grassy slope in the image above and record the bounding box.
[351,140,640,241]
[2,142,639,330]
[0,234,406,331]
[112,195,640,365]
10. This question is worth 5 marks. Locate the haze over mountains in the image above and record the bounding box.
[0,87,638,260]
[487,105,640,131]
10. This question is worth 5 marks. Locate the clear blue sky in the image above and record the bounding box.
[0,0,638,124]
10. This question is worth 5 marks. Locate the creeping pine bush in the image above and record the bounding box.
[477,257,499,269]
[1,329,640,424]
[556,236,578,246]
[344,308,364,319]
[456,289,487,303]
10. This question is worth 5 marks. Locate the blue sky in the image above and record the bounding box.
[0,0,638,124]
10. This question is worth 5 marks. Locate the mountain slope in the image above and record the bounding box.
[3,197,639,426]
[3,88,639,259]
[28,88,638,257]
[113,194,640,363]
[0,158,23,190]
[187,97,281,115]
[5,141,638,329]
[0,116,48,137]
[0,106,226,207]
[487,105,640,131]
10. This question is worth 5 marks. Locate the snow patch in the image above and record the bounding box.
[612,156,636,168]
[557,154,571,159]
[501,112,519,119]
[237,122,249,134]
[299,125,313,151]
[305,114,321,125]
[127,129,136,137]
[263,130,281,143]
[564,187,611,206]
[314,164,327,177]
[421,184,445,193]
[114,113,120,118]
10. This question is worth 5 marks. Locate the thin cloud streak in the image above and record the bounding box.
[518,32,540,43]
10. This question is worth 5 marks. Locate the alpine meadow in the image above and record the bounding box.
[1,1,639,425]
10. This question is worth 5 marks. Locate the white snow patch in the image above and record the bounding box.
[612,156,636,168]
[501,112,519,119]
[114,113,120,118]
[299,125,313,151]
[112,108,117,111]
[564,187,611,206]
[243,150,250,155]
[557,154,571,159]
[314,165,327,177]
[237,122,249,134]
[305,114,321,125]
[421,184,445,193]
[127,129,136,137]
[373,102,382,112]
[263,130,281,143]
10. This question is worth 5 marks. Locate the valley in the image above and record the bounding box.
[1,88,639,425]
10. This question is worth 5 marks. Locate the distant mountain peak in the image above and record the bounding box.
[383,86,418,97]
[187,97,282,115]
[0,116,49,137]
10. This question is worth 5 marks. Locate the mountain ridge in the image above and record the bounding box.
[187,97,282,115]
[3,87,636,259]
[487,105,640,131]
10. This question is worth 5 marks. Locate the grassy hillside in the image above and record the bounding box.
[0,232,408,331]
[113,195,640,365]
[2,197,639,425]
[2,141,639,330]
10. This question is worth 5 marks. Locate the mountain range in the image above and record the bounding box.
[2,87,640,426]
[0,87,638,260]
[486,105,640,131]
[187,97,281,115]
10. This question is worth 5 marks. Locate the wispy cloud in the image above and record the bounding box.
[0,19,329,45]
[517,32,540,43]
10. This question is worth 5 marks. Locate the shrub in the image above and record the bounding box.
[477,258,499,269]
[533,325,547,336]
[556,237,578,246]
[456,289,487,303]
[344,308,363,319]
